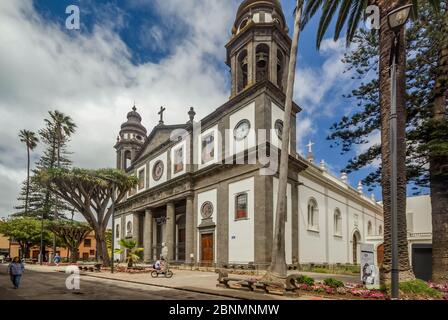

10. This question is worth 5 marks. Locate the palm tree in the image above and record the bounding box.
[114,239,144,268]
[264,0,305,281]
[19,130,39,216]
[302,0,440,282]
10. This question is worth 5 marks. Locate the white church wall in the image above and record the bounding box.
[273,178,292,264]
[228,177,255,264]
[113,218,121,261]
[298,174,327,263]
[196,188,217,263]
[149,151,168,188]
[326,193,348,264]
[229,101,256,156]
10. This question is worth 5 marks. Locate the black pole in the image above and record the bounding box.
[39,210,44,265]
[389,33,400,300]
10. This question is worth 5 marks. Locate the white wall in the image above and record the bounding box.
[298,174,327,263]
[196,189,217,263]
[406,195,432,234]
[229,102,256,156]
[273,178,292,264]
[149,151,168,188]
[228,177,255,263]
[113,218,121,260]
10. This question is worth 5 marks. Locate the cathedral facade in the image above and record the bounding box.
[113,0,383,268]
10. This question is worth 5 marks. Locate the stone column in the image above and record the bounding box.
[143,209,153,263]
[166,202,176,261]
[133,213,140,244]
[185,196,194,264]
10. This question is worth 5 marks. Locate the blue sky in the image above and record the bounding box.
[0,0,397,217]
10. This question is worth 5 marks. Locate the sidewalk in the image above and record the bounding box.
[24,264,330,300]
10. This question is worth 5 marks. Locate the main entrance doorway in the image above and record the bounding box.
[201,233,214,265]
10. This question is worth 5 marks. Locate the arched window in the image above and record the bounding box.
[115,224,120,239]
[277,49,284,90]
[237,50,248,92]
[307,198,319,231]
[379,225,383,235]
[256,44,269,82]
[367,221,373,236]
[124,150,132,170]
[334,209,342,236]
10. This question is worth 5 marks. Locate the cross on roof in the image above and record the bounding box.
[306,140,314,154]
[158,106,166,125]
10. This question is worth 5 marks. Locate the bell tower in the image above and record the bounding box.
[114,105,147,171]
[226,0,291,98]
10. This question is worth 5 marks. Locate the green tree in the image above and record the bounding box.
[0,218,51,259]
[114,239,144,268]
[301,0,442,282]
[325,3,448,282]
[18,130,39,217]
[36,168,138,267]
[47,220,92,263]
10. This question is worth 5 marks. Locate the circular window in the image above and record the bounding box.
[152,160,164,181]
[126,221,132,233]
[275,119,283,140]
[233,119,251,141]
[200,201,214,219]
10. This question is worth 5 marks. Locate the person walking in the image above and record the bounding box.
[7,257,25,289]
[53,253,61,266]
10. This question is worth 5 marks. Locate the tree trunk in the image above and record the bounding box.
[430,13,448,283]
[263,1,302,282]
[25,146,30,216]
[69,246,78,263]
[378,0,414,282]
[95,228,110,267]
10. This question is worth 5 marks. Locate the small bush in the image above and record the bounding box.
[324,278,344,288]
[296,275,315,286]
[312,267,329,274]
[399,279,443,299]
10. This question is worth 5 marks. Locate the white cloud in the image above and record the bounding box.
[0,0,238,217]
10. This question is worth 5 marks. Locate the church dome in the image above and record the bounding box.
[119,105,147,139]
[233,0,286,34]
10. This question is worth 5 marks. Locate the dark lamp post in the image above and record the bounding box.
[386,3,412,301]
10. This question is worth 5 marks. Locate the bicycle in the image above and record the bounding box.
[151,262,173,278]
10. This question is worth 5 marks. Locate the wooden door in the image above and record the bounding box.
[201,233,213,265]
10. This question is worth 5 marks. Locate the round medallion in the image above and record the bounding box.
[233,119,251,141]
[274,119,283,140]
[200,201,214,219]
[152,160,164,181]
[126,221,132,233]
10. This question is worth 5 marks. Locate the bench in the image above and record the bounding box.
[216,270,256,291]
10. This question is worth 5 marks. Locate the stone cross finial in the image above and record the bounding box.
[158,106,166,125]
[306,140,314,154]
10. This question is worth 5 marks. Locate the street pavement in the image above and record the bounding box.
[0,264,345,300]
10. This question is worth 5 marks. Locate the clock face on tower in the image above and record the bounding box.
[233,119,251,141]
